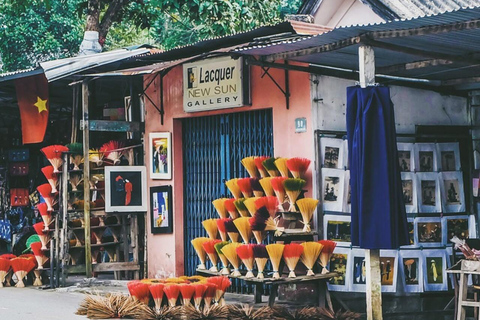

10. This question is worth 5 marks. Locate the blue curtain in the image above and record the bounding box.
[346,86,409,249]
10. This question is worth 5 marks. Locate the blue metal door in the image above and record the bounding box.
[183,109,273,290]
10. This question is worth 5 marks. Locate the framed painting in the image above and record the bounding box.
[327,247,351,292]
[414,143,439,173]
[397,143,415,172]
[415,217,443,247]
[401,172,418,214]
[379,250,398,293]
[416,172,441,213]
[321,168,345,212]
[323,214,351,246]
[149,132,172,179]
[442,215,476,243]
[150,185,173,234]
[319,137,347,169]
[423,249,448,291]
[105,166,147,212]
[350,249,366,292]
[440,171,465,213]
[399,250,424,293]
[437,142,461,172]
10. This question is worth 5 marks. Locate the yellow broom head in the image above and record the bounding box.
[259,177,274,197]
[274,158,290,178]
[221,242,242,277]
[300,242,324,276]
[296,198,319,232]
[243,197,260,216]
[225,178,242,199]
[212,198,229,219]
[202,219,219,239]
[283,244,304,278]
[283,178,306,212]
[89,149,104,166]
[241,156,259,178]
[233,217,252,244]
[266,244,285,279]
[191,237,209,270]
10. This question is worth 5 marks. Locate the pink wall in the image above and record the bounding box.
[144,60,314,278]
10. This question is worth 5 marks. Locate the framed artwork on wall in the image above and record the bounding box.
[401,172,418,214]
[440,171,465,213]
[416,172,441,213]
[327,247,351,292]
[105,166,147,213]
[149,132,172,180]
[319,137,347,169]
[399,250,424,293]
[414,143,439,172]
[150,185,173,234]
[397,143,415,172]
[437,142,461,171]
[321,168,345,212]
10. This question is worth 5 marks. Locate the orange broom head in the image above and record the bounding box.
[255,196,278,217]
[204,283,217,302]
[216,218,229,234]
[10,257,36,274]
[233,198,249,217]
[243,197,260,216]
[241,156,259,178]
[224,198,239,218]
[127,280,151,304]
[266,244,285,278]
[37,183,53,198]
[37,203,49,217]
[206,276,231,293]
[274,158,290,178]
[284,243,304,277]
[164,284,180,307]
[41,145,69,160]
[254,156,269,169]
[225,178,242,199]
[237,178,253,198]
[179,284,195,304]
[202,219,218,239]
[271,177,287,192]
[212,198,228,219]
[233,217,252,244]
[33,222,46,235]
[319,240,337,255]
[202,239,222,255]
[149,283,165,306]
[301,242,324,276]
[0,254,16,260]
[287,157,311,179]
[41,166,57,182]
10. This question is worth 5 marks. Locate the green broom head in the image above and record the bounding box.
[66,143,83,156]
[22,235,41,254]
[234,198,247,212]
[283,178,306,191]
[262,157,278,171]
[214,241,230,255]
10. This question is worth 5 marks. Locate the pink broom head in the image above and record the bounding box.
[286,157,311,178]
[319,240,337,255]
[37,183,53,198]
[236,244,254,260]
[33,222,46,236]
[216,218,229,234]
[270,177,288,192]
[237,178,253,196]
[224,219,238,234]
[0,254,16,260]
[0,258,10,272]
[127,280,151,304]
[179,284,195,304]
[149,283,165,301]
[249,216,266,231]
[10,257,36,274]
[255,196,279,217]
[41,145,69,160]
[202,239,222,255]
[283,243,304,259]
[37,203,49,217]
[252,244,269,259]
[164,284,180,306]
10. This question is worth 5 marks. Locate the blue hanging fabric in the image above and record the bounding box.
[346,85,409,249]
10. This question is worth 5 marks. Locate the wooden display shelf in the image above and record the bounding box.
[65,262,140,274]
[69,223,122,230]
[69,241,122,249]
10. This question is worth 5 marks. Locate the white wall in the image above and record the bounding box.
[312,75,468,133]
[313,0,384,28]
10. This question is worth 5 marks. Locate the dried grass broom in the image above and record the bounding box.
[296,198,319,232]
[259,177,274,197]
[283,178,306,212]
[241,156,259,178]
[266,244,285,279]
[300,242,323,276]
[191,237,209,270]
[214,241,231,275]
[202,219,218,239]
[221,242,242,277]
[286,158,311,180]
[236,244,255,278]
[233,217,252,244]
[225,178,242,199]
[212,198,229,219]
[254,156,270,178]
[274,157,290,178]
[283,244,304,278]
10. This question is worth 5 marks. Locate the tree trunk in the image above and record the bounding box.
[99,0,127,46]
[86,0,100,32]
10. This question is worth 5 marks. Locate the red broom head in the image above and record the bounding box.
[216,218,229,233]
[255,196,278,212]
[193,283,207,299]
[204,283,217,298]
[319,240,337,254]
[100,140,124,157]
[41,145,69,160]
[164,284,180,301]
[0,258,10,272]
[179,284,195,301]
[127,281,151,303]
[283,243,304,258]
[203,239,222,255]
[37,203,49,217]
[149,283,165,301]
[10,257,36,273]
[286,158,311,175]
[37,184,53,198]
[224,219,238,233]
[206,276,231,292]
[237,178,252,194]
[0,254,16,260]
[254,156,270,170]
[249,216,266,231]
[236,244,254,260]
[33,222,46,235]
[30,242,44,257]
[271,177,287,191]
[41,166,56,180]
[224,199,237,212]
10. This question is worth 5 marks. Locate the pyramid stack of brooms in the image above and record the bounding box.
[191,156,338,280]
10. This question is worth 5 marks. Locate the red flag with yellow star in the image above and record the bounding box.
[14,73,49,144]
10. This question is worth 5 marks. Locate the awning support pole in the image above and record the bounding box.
[359,45,383,320]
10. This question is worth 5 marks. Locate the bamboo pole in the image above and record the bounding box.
[82,80,92,278]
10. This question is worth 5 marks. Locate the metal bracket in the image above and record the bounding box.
[254,57,290,109]
[141,69,171,125]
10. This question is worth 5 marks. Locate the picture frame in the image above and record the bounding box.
[150,185,173,234]
[415,217,443,247]
[442,215,476,244]
[440,171,465,213]
[397,143,415,172]
[401,217,417,248]
[343,170,351,213]
[423,249,448,291]
[350,249,366,292]
[323,214,351,246]
[321,168,345,212]
[327,247,351,292]
[149,132,172,180]
[319,137,346,169]
[105,166,147,213]
[379,250,398,293]
[401,172,418,214]
[416,172,441,213]
[399,250,424,293]
[414,143,438,172]
[437,142,461,171]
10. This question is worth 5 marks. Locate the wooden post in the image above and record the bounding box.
[60,153,69,286]
[82,80,92,278]
[359,45,383,320]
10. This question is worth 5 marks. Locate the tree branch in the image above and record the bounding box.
[98,0,128,45]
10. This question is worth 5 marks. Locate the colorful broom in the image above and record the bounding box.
[202,218,218,239]
[206,276,231,306]
[149,283,165,311]
[214,241,230,275]
[237,178,253,198]
[216,218,229,241]
[250,178,265,197]
[300,242,324,276]
[41,145,69,173]
[287,157,311,179]
[236,244,255,278]
[224,219,240,243]
[255,196,279,218]
[249,216,266,244]
[30,242,48,269]
[221,242,242,277]
[212,198,229,219]
[0,258,10,287]
[262,157,279,177]
[234,198,249,217]
[37,203,52,231]
[41,166,58,193]
[259,177,274,197]
[37,183,54,211]
[318,240,337,274]
[179,284,195,306]
[69,173,83,192]
[224,198,239,219]
[296,198,319,232]
[89,148,104,167]
[252,244,268,279]
[283,244,304,278]
[225,178,242,199]
[193,283,207,310]
[164,284,180,307]
[283,178,306,212]
[244,197,260,216]
[66,143,83,170]
[203,283,217,309]
[274,158,290,178]
[233,217,252,244]
[100,140,125,165]
[266,244,285,279]
[128,281,151,304]
[11,257,36,287]
[255,156,270,178]
[202,239,221,272]
[191,237,209,270]
[241,156,259,178]
[33,222,50,251]
[271,177,287,210]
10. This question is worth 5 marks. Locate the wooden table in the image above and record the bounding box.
[448,267,480,320]
[197,269,338,308]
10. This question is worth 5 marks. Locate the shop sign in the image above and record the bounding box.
[295,117,307,133]
[183,56,244,112]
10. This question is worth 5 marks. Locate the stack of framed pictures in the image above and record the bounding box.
[319,138,475,293]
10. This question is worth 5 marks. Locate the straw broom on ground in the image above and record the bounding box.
[296,198,319,232]
[266,244,285,279]
[228,305,273,320]
[300,242,324,276]
[179,284,195,306]
[149,283,165,312]
[0,258,10,287]
[206,276,231,306]
[164,284,181,307]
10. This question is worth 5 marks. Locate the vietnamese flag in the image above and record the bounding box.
[14,73,49,144]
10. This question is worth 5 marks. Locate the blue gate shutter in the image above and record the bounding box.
[346,86,409,249]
